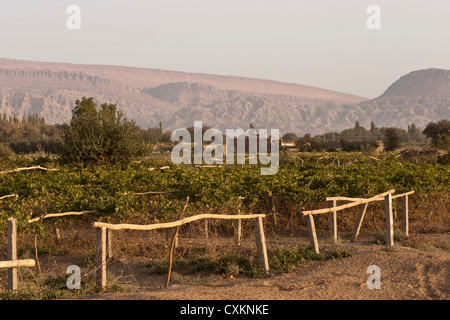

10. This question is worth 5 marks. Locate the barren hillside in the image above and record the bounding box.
[0,58,448,134]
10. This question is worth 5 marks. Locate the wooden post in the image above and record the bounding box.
[253,217,269,273]
[272,198,278,227]
[235,219,242,246]
[204,219,209,239]
[352,203,368,243]
[106,229,113,260]
[306,214,320,254]
[55,228,61,243]
[0,260,36,268]
[174,233,179,248]
[234,219,242,246]
[235,209,242,246]
[96,227,107,289]
[385,194,394,247]
[165,197,190,287]
[402,194,409,237]
[328,200,337,243]
[7,218,18,291]
[34,233,41,273]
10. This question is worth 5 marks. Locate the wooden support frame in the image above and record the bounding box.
[92,213,268,287]
[304,190,395,216]
[303,190,414,252]
[0,218,36,291]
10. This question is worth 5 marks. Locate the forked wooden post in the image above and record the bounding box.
[402,194,409,237]
[96,227,107,289]
[352,203,368,243]
[253,216,269,273]
[306,214,320,254]
[328,200,337,243]
[385,194,394,247]
[7,218,18,291]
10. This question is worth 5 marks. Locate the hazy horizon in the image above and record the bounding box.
[1,1,450,98]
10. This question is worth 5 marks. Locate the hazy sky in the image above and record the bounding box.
[1,0,449,98]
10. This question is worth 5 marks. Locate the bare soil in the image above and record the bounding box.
[79,232,450,300]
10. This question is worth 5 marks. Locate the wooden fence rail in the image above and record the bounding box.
[0,218,36,292]
[92,213,269,289]
[302,190,414,253]
[0,194,19,200]
[92,213,265,231]
[28,210,99,223]
[302,190,395,216]
[0,166,59,175]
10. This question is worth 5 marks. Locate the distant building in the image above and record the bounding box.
[280,138,297,150]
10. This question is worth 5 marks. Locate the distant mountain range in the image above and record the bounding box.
[0,57,448,135]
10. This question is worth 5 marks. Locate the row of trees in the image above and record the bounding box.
[1,97,449,163]
[282,120,449,152]
[0,113,63,154]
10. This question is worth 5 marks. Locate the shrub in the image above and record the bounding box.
[59,97,147,165]
[0,143,14,159]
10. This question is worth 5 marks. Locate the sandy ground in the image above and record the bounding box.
[81,232,449,300]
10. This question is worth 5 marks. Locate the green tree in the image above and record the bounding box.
[282,132,298,142]
[384,127,401,151]
[423,119,450,149]
[296,134,324,152]
[60,97,146,164]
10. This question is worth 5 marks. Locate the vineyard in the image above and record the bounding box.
[0,152,449,298]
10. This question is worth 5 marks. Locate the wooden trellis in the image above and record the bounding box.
[0,218,36,291]
[92,213,269,289]
[302,190,414,253]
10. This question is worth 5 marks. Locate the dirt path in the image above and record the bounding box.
[82,233,450,300]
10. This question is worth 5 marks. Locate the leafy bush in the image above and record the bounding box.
[269,246,352,273]
[0,143,14,159]
[59,97,147,165]
[373,230,407,245]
